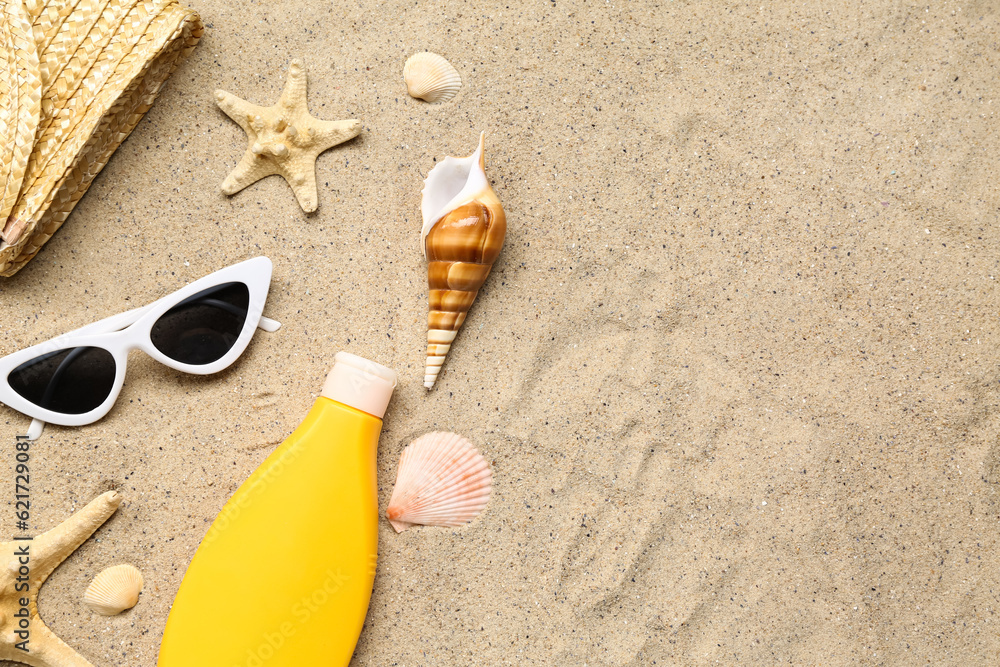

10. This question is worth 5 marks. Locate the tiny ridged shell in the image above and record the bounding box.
[386,432,492,531]
[83,564,144,616]
[403,52,461,103]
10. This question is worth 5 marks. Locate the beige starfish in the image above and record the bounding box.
[0,491,122,667]
[215,59,361,213]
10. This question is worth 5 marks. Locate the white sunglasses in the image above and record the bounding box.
[0,257,280,439]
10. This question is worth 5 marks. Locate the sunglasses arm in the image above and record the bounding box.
[258,316,281,332]
[24,418,45,441]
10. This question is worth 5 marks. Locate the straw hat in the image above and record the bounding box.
[0,0,203,277]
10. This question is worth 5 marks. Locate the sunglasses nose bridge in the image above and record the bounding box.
[104,328,143,351]
[98,330,145,373]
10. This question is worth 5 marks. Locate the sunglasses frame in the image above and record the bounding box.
[0,256,279,430]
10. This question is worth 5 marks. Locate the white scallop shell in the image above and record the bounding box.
[386,432,492,532]
[403,52,461,103]
[83,564,144,616]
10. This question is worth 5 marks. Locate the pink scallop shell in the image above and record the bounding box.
[386,432,492,532]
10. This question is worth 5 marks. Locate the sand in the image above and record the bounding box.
[1,0,999,664]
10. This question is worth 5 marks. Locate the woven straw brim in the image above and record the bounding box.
[0,0,41,232]
[0,0,203,277]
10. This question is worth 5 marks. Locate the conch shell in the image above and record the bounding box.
[421,132,506,389]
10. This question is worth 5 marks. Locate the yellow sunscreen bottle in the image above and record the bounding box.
[158,352,397,667]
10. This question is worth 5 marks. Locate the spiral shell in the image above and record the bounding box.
[403,52,461,103]
[420,132,506,388]
[83,564,144,616]
[386,432,492,532]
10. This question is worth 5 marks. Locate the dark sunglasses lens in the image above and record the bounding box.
[7,347,117,415]
[150,282,251,366]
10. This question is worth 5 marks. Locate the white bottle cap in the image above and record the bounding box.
[321,352,397,418]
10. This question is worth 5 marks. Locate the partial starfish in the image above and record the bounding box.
[0,491,122,667]
[215,59,361,212]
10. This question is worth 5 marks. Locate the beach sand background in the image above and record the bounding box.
[2,0,999,664]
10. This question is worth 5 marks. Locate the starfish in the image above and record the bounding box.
[215,59,361,213]
[0,491,122,667]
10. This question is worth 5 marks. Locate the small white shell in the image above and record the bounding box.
[403,52,461,103]
[83,564,144,616]
[386,432,492,532]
